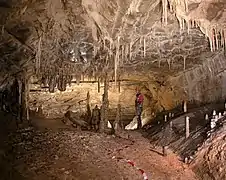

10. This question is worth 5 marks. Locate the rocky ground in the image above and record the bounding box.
[0,112,198,180]
[191,124,226,180]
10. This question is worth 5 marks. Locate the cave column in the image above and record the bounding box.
[86,91,92,129]
[17,79,22,123]
[114,103,122,132]
[21,74,30,123]
[99,75,109,132]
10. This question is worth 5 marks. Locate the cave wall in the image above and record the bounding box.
[170,51,226,104]
[29,51,226,120]
[29,80,144,120]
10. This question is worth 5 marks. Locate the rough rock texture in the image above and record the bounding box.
[191,124,226,180]
[1,0,226,112]
[29,51,226,119]
[0,113,198,180]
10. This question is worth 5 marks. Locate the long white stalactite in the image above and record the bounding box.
[163,0,226,52]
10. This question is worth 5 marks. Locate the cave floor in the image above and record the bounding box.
[0,112,198,180]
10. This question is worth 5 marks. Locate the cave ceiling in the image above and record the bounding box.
[0,0,226,84]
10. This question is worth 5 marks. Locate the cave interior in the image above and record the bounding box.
[0,0,226,180]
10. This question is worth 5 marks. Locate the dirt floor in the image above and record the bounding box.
[0,112,199,180]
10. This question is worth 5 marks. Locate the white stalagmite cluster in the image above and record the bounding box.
[162,0,226,52]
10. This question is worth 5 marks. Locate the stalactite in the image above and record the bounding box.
[224,30,226,50]
[195,20,198,28]
[220,29,224,48]
[212,28,216,51]
[169,2,173,13]
[178,17,182,34]
[125,44,129,62]
[216,29,219,50]
[103,38,106,50]
[162,0,168,25]
[183,56,186,71]
[122,45,125,63]
[192,20,195,28]
[184,0,188,12]
[115,36,120,87]
[143,36,146,57]
[182,19,185,30]
[209,32,213,52]
[93,45,97,58]
[35,36,42,74]
[187,20,190,34]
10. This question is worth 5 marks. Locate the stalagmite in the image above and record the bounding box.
[99,75,109,132]
[205,114,209,121]
[114,103,122,132]
[183,100,187,113]
[163,146,168,156]
[164,115,167,122]
[18,79,22,123]
[170,121,173,129]
[167,59,171,70]
[185,116,190,138]
[213,110,216,116]
[86,91,92,128]
[76,74,80,85]
[22,75,30,123]
[218,112,222,118]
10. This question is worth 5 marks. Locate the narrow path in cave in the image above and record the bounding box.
[0,112,198,180]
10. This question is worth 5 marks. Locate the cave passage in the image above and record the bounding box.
[0,0,226,179]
